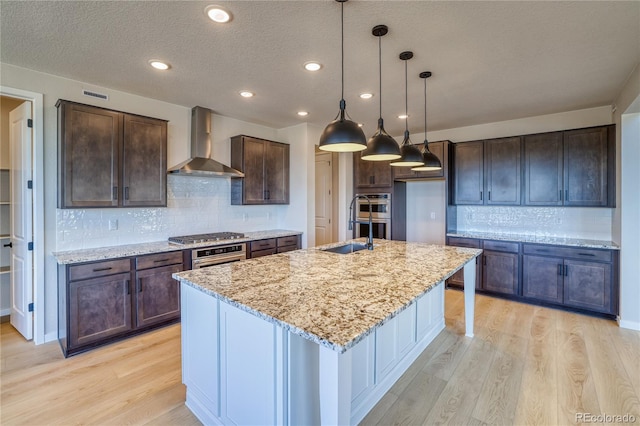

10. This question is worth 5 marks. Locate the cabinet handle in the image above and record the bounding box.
[564,265,568,276]
[488,191,491,201]
[480,191,483,201]
[565,189,568,202]
[258,243,270,247]
[536,248,550,253]
[113,186,118,200]
[493,245,507,249]
[138,278,142,292]
[483,255,486,266]
[3,242,12,248]
[124,187,129,200]
[578,253,595,257]
[153,258,170,263]
[266,189,270,200]
[557,264,562,276]
[126,280,131,295]
[559,190,563,201]
[92,267,112,272]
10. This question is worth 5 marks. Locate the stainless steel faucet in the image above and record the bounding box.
[348,194,374,250]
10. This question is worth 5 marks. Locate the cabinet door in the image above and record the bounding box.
[59,101,122,208]
[453,141,484,204]
[264,141,290,204]
[484,137,521,205]
[241,137,267,204]
[446,238,482,289]
[563,259,612,313]
[122,114,167,207]
[135,264,182,328]
[523,132,563,206]
[522,255,563,303]
[354,155,393,188]
[482,251,519,295]
[68,272,132,348]
[563,127,608,206]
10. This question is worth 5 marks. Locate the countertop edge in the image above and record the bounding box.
[446,232,619,250]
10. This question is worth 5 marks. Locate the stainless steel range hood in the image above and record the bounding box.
[167,106,244,177]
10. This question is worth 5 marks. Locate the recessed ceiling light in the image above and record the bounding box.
[239,91,254,98]
[360,93,373,99]
[358,123,364,127]
[205,5,232,23]
[304,62,322,71]
[398,114,409,119]
[297,111,309,116]
[148,60,170,70]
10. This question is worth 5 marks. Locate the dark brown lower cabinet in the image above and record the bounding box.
[59,252,184,357]
[68,272,133,348]
[482,250,519,295]
[522,255,564,303]
[248,235,301,259]
[135,264,182,328]
[445,237,482,289]
[563,259,612,313]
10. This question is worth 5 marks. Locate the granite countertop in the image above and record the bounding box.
[173,239,482,353]
[53,229,302,264]
[447,231,619,250]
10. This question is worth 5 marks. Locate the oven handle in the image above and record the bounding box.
[193,254,246,268]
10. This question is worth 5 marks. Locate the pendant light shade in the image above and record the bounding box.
[412,71,442,171]
[319,0,366,153]
[361,25,401,162]
[390,51,424,167]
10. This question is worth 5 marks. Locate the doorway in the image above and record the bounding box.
[0,87,44,344]
[314,149,339,246]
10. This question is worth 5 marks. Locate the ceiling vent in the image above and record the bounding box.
[82,89,108,101]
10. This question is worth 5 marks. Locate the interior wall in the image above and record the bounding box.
[613,63,640,330]
[405,181,446,245]
[1,96,25,169]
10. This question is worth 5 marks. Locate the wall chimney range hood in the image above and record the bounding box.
[167,106,244,177]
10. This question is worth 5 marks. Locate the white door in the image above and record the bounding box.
[9,102,33,340]
[315,152,333,246]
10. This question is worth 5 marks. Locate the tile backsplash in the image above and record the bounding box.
[456,206,613,240]
[56,175,281,251]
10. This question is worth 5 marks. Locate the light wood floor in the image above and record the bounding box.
[2,290,639,425]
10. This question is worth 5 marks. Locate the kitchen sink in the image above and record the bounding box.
[321,243,369,254]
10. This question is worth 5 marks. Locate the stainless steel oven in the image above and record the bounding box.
[355,193,391,219]
[354,193,391,239]
[191,243,247,269]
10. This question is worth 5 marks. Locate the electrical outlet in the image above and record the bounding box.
[108,219,118,230]
[242,213,248,222]
[430,212,436,220]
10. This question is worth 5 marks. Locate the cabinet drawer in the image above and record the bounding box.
[250,248,277,259]
[523,244,612,262]
[250,239,276,252]
[447,237,481,249]
[277,235,299,248]
[277,245,298,254]
[483,240,519,253]
[69,259,131,281]
[136,251,183,270]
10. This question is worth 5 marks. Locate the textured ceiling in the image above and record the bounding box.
[1,1,638,137]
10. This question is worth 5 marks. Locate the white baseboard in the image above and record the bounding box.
[44,331,58,343]
[618,318,640,331]
[0,308,10,317]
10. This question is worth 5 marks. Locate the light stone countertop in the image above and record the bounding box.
[53,229,302,264]
[447,231,619,250]
[173,239,482,353]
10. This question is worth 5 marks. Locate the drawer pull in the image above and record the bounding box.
[92,267,113,272]
[153,258,170,263]
[258,243,270,247]
[138,278,142,292]
[127,280,131,295]
[578,253,595,257]
[536,249,550,253]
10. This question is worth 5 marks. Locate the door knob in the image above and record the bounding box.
[3,242,12,248]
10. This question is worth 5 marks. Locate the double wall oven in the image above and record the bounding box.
[354,193,391,240]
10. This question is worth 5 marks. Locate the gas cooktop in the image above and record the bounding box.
[168,232,245,245]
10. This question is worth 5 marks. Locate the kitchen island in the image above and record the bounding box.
[173,239,481,425]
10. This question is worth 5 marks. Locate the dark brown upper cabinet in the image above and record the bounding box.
[523,125,615,207]
[523,132,563,206]
[484,136,521,205]
[392,141,449,180]
[453,141,484,204]
[230,135,290,205]
[563,126,610,207]
[57,100,167,208]
[353,155,393,190]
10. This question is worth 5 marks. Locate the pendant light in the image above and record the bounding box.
[318,0,367,153]
[412,71,442,171]
[361,25,401,162]
[390,51,424,167]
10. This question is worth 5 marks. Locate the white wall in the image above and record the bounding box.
[405,181,446,244]
[613,63,640,330]
[0,63,308,341]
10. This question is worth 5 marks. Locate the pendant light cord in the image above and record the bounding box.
[341,1,344,101]
[405,59,409,134]
[424,75,428,145]
[378,35,382,120]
